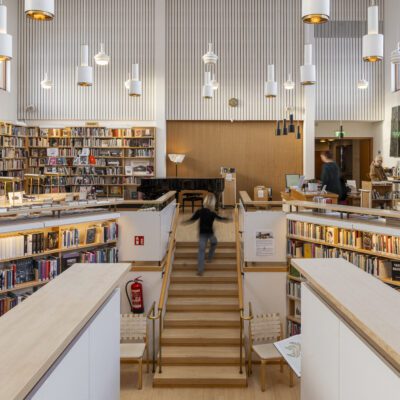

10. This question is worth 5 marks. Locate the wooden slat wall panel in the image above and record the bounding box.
[18,0,155,121]
[315,0,384,121]
[166,0,304,121]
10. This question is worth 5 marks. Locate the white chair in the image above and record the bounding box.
[120,314,149,390]
[248,312,294,392]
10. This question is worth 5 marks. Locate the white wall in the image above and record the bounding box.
[382,0,400,168]
[0,0,18,122]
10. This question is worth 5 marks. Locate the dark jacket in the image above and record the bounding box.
[321,162,343,199]
[189,208,227,235]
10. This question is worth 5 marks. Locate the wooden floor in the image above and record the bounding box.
[121,364,300,400]
[176,208,235,243]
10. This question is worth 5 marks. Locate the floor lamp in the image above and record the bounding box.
[168,154,186,177]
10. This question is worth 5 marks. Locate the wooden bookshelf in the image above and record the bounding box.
[26,126,156,199]
[361,181,394,209]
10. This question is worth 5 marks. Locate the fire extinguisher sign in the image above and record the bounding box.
[134,236,144,246]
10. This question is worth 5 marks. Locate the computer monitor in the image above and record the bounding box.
[286,174,301,189]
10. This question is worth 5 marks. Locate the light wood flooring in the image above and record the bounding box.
[121,364,300,400]
[176,208,235,243]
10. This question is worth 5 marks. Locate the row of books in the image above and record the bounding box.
[288,220,400,256]
[0,149,27,158]
[0,292,30,317]
[0,159,25,171]
[0,233,49,260]
[0,137,25,148]
[371,189,392,200]
[287,320,301,336]
[79,247,118,263]
[287,280,301,299]
[128,149,154,157]
[35,258,60,281]
[72,177,124,185]
[287,240,395,279]
[61,229,80,248]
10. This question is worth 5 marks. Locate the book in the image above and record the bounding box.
[362,232,373,251]
[86,227,97,245]
[326,227,338,244]
[392,261,400,281]
[47,232,59,250]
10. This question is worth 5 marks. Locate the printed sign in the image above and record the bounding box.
[134,236,145,246]
[255,230,275,256]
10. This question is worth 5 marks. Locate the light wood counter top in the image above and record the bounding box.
[0,263,131,400]
[292,258,400,373]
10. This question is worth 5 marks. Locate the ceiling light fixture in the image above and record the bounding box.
[124,73,131,89]
[265,64,277,98]
[301,44,316,85]
[202,43,218,65]
[202,71,213,99]
[0,1,12,61]
[391,42,400,64]
[284,73,295,90]
[302,0,330,24]
[25,0,54,21]
[357,78,369,90]
[129,64,142,97]
[40,72,53,89]
[94,43,110,66]
[362,1,383,62]
[211,73,219,91]
[76,44,93,87]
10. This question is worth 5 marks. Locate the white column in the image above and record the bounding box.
[303,25,316,179]
[154,0,166,177]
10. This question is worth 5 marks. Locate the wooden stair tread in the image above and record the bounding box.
[170,283,237,291]
[172,270,236,277]
[175,251,236,259]
[167,297,239,311]
[171,270,237,283]
[162,327,240,339]
[153,366,247,387]
[162,346,243,364]
[165,312,240,322]
[173,261,236,270]
[176,242,235,248]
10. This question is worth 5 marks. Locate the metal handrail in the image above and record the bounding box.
[148,204,180,374]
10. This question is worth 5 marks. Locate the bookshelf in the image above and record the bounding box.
[286,211,400,333]
[26,126,156,199]
[361,181,394,209]
[0,213,119,317]
[0,122,27,193]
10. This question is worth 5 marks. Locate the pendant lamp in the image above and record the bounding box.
[284,73,295,90]
[25,0,54,21]
[76,45,93,87]
[211,73,219,90]
[302,0,330,24]
[129,64,142,97]
[296,125,301,140]
[40,72,53,89]
[283,119,288,135]
[289,114,295,133]
[357,79,369,90]
[0,1,12,61]
[362,2,383,62]
[276,121,281,136]
[202,43,218,65]
[265,65,277,98]
[202,71,213,99]
[124,73,131,89]
[94,43,110,66]
[391,43,400,65]
[301,44,316,85]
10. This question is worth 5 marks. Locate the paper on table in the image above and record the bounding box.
[274,334,301,378]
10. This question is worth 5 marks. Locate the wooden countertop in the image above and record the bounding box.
[292,258,400,373]
[0,263,131,400]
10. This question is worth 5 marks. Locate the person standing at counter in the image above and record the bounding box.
[369,154,387,181]
[320,151,343,199]
[184,194,229,276]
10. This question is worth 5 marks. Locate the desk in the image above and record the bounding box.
[282,188,339,204]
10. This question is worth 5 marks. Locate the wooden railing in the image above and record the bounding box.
[235,205,253,374]
[239,191,283,211]
[148,203,180,373]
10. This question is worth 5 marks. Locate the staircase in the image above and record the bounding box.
[153,241,247,388]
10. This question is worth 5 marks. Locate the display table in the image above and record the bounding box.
[292,258,400,400]
[0,262,131,400]
[282,189,339,204]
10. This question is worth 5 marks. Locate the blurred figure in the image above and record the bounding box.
[320,150,342,198]
[184,194,229,276]
[369,154,387,181]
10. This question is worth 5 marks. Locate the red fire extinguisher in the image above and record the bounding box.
[125,277,144,314]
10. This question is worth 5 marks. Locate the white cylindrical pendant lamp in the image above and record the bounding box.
[94,43,110,66]
[129,64,142,96]
[284,73,295,90]
[0,3,12,61]
[202,71,213,99]
[202,43,218,65]
[77,45,93,87]
[362,5,383,62]
[25,0,55,21]
[41,72,53,89]
[264,64,277,98]
[301,44,316,85]
[302,0,330,24]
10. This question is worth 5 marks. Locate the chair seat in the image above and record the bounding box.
[120,343,146,360]
[252,343,282,361]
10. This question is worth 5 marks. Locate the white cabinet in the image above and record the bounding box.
[301,284,340,400]
[29,289,120,400]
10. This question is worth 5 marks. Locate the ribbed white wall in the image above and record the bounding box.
[315,0,385,121]
[166,0,305,121]
[18,0,155,121]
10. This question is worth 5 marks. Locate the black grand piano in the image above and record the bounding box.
[138,178,225,210]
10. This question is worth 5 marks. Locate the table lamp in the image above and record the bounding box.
[168,154,186,177]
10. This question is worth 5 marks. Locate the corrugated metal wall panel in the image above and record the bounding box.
[166,0,305,121]
[315,0,384,121]
[18,0,155,121]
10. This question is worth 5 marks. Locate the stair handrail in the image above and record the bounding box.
[235,205,253,374]
[149,203,180,374]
